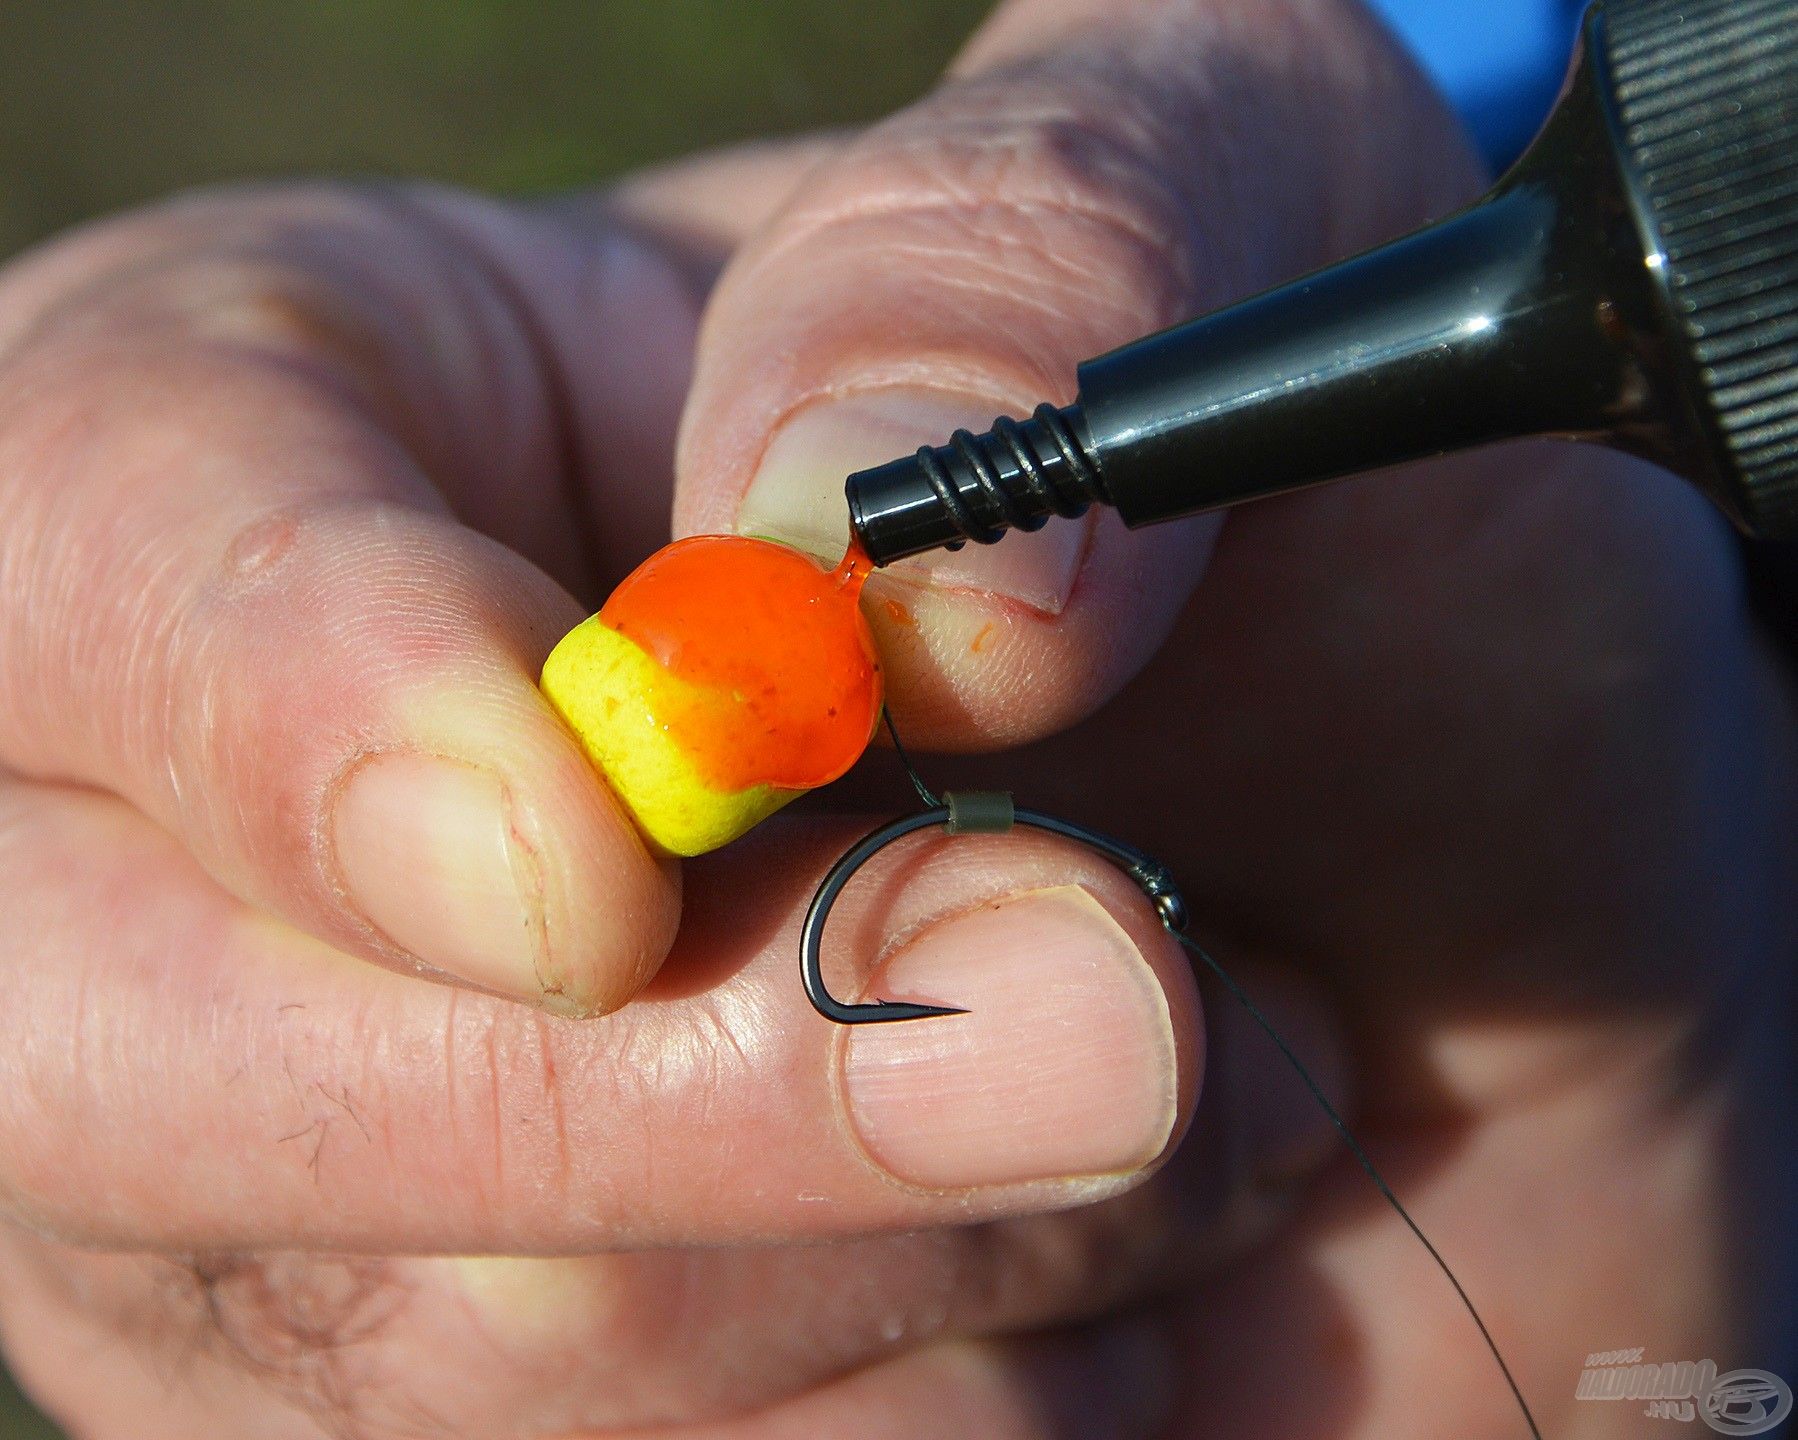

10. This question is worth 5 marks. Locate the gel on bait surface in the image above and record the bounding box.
[540,534,881,856]
[598,535,880,793]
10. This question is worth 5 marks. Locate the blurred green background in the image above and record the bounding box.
[0,2,985,1434]
[0,0,988,258]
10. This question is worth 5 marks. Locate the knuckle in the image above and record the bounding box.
[179,1253,431,1439]
[189,1253,405,1370]
[0,338,333,799]
[433,1001,624,1231]
[1,183,394,362]
[439,997,768,1242]
[0,1236,435,1440]
[5,186,406,399]
[0,180,521,479]
[749,65,1202,340]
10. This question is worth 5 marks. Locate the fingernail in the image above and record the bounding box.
[737,389,1089,614]
[452,1258,600,1344]
[332,752,546,1002]
[843,886,1177,1190]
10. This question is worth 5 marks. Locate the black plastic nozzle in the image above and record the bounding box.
[847,0,1798,564]
[844,403,1107,559]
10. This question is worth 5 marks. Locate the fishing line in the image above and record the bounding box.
[804,709,1545,1440]
[1168,925,1542,1440]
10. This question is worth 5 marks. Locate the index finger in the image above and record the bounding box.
[0,184,686,1013]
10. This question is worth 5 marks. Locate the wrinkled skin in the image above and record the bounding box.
[0,0,1792,1437]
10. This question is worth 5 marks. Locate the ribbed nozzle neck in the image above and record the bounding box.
[845,403,1106,565]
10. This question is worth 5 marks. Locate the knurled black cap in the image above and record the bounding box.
[1597,0,1798,539]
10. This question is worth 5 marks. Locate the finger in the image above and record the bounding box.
[411,971,1341,1432]
[0,1079,1303,1440]
[640,1321,1181,1440]
[280,984,1339,1437]
[903,436,1798,1119]
[487,133,857,576]
[0,778,1203,1252]
[0,1240,323,1440]
[1158,996,1792,1440]
[0,762,1354,1432]
[0,1229,1179,1440]
[676,0,1484,749]
[0,183,688,1012]
[1,778,1353,1432]
[0,1232,1180,1437]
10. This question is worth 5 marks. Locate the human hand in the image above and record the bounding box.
[2,1,1792,1438]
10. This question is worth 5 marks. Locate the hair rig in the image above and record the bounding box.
[798,710,1544,1440]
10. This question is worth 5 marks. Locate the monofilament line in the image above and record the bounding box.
[869,708,1542,1438]
[881,707,939,809]
[1169,927,1544,1440]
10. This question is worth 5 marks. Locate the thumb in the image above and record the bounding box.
[675,0,1483,749]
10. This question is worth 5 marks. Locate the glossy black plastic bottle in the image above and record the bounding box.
[846,0,1798,561]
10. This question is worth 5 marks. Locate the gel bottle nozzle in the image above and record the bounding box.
[846,0,1798,563]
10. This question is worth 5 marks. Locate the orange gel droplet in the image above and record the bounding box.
[599,535,881,793]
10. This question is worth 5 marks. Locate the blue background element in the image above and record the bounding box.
[1369,0,1587,170]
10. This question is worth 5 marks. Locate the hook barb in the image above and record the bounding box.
[801,810,969,1024]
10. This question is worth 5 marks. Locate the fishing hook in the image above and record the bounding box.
[796,720,1543,1438]
[800,790,1187,1025]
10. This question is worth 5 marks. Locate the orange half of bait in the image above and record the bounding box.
[540,535,882,856]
